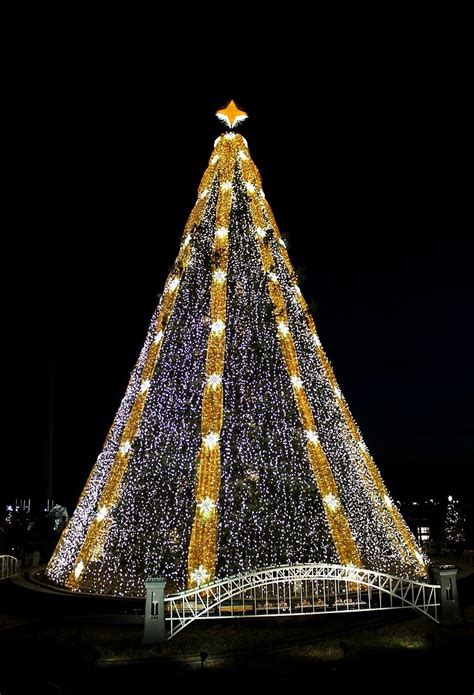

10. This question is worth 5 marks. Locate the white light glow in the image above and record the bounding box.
[140,379,151,394]
[119,440,131,456]
[324,493,340,513]
[198,497,215,518]
[306,429,320,446]
[96,506,108,522]
[74,560,84,579]
[167,277,180,293]
[216,227,229,239]
[190,564,209,586]
[278,321,289,336]
[211,319,225,335]
[221,181,232,191]
[213,269,226,282]
[153,330,163,345]
[291,375,303,389]
[384,494,392,509]
[207,374,222,389]
[203,432,219,448]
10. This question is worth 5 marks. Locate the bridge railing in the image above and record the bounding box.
[163,564,440,638]
[0,555,20,580]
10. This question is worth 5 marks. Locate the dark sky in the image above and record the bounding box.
[5,60,473,510]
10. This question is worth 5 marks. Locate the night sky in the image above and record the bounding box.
[5,66,473,510]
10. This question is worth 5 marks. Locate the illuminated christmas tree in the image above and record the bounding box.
[444,495,466,544]
[47,102,426,596]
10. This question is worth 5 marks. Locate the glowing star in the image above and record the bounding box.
[313,334,321,347]
[278,321,289,337]
[198,497,215,518]
[293,285,301,295]
[211,319,225,335]
[238,150,248,160]
[278,238,286,248]
[153,330,163,345]
[203,432,219,448]
[213,269,226,283]
[74,560,84,579]
[268,272,278,283]
[414,550,424,564]
[216,100,248,129]
[207,373,222,389]
[384,494,392,509]
[291,375,303,389]
[211,155,219,165]
[183,235,191,247]
[324,493,340,512]
[96,505,108,522]
[190,564,209,587]
[255,227,266,239]
[199,188,209,199]
[221,181,232,191]
[140,379,151,394]
[306,429,319,446]
[119,440,131,456]
[166,277,180,293]
[359,441,368,453]
[334,387,342,399]
[245,181,256,194]
[216,227,229,239]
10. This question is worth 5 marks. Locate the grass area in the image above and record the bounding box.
[43,609,469,663]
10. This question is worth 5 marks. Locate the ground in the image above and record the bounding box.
[0,559,473,692]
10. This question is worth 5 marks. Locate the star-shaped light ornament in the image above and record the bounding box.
[119,440,132,456]
[198,496,216,518]
[216,100,248,129]
[191,564,209,587]
[324,493,340,513]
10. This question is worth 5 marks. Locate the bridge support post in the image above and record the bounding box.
[143,576,167,643]
[431,564,462,625]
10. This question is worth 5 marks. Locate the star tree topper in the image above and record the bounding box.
[216,100,248,129]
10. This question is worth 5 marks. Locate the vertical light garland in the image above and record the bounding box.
[64,156,220,590]
[261,199,426,575]
[187,135,234,588]
[238,138,361,568]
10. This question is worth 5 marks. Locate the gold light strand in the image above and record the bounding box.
[65,163,219,591]
[262,199,426,575]
[187,136,233,588]
[239,142,361,568]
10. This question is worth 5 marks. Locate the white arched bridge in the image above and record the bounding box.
[157,564,440,640]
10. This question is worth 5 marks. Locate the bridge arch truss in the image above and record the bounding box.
[164,564,439,639]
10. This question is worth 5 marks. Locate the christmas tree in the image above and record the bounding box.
[47,102,426,596]
[444,496,466,544]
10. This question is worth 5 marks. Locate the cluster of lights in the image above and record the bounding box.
[46,128,427,597]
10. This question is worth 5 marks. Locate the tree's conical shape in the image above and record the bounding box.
[47,128,427,596]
